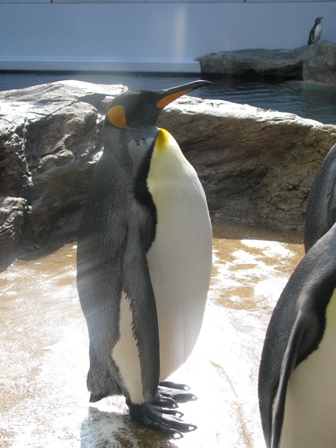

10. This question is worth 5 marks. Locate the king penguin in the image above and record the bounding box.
[76,80,212,435]
[304,143,336,252]
[258,146,336,447]
[308,17,323,45]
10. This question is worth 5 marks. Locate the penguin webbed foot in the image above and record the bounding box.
[157,381,197,403]
[127,400,197,437]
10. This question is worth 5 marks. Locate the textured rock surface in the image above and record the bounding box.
[1,80,336,268]
[0,196,27,269]
[302,41,336,85]
[0,81,126,268]
[159,97,336,231]
[198,41,336,85]
[197,47,309,80]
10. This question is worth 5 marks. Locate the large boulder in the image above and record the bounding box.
[197,47,309,80]
[303,41,336,85]
[197,41,336,85]
[159,97,336,230]
[0,81,126,268]
[0,81,336,268]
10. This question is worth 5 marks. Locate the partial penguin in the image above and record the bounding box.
[259,143,336,447]
[304,143,336,252]
[77,81,212,435]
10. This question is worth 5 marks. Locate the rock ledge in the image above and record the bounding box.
[197,41,336,85]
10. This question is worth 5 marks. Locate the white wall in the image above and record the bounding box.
[0,2,335,72]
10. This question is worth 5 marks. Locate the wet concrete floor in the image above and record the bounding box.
[0,222,304,448]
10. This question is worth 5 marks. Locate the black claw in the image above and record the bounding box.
[127,400,196,436]
[154,392,178,409]
[160,408,184,418]
[134,413,182,437]
[158,381,197,403]
[159,381,190,391]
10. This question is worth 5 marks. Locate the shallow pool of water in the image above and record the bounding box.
[0,223,304,448]
[1,71,335,125]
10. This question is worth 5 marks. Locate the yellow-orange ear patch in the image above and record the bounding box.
[157,89,191,109]
[107,105,130,129]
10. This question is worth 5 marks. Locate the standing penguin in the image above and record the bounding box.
[258,223,336,447]
[77,81,212,435]
[308,17,323,45]
[304,143,336,252]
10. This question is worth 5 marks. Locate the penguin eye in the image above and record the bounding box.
[107,106,130,129]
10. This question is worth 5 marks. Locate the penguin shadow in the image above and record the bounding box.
[80,404,180,448]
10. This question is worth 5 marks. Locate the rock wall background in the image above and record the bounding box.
[1,80,336,269]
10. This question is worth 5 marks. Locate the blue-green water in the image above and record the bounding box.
[1,71,335,125]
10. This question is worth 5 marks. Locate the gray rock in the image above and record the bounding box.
[159,97,336,232]
[303,41,336,85]
[197,41,336,85]
[0,81,336,268]
[197,47,309,80]
[0,196,27,269]
[0,81,126,265]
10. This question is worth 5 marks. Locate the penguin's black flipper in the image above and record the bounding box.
[270,312,306,448]
[127,401,197,437]
[308,29,314,45]
[121,228,200,433]
[121,229,161,398]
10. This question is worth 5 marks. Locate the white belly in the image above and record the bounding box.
[146,129,212,380]
[313,24,322,42]
[280,292,336,448]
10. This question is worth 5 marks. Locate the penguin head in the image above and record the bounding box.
[105,80,211,130]
[315,17,323,24]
